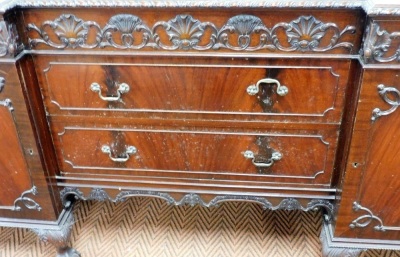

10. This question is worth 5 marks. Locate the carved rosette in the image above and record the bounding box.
[28,14,356,53]
[362,21,400,63]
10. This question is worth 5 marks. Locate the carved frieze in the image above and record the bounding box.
[28,14,356,53]
[362,21,400,64]
[60,187,335,220]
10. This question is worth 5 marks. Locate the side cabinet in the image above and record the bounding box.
[0,62,59,222]
[322,16,400,253]
[334,68,400,242]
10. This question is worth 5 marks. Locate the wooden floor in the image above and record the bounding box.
[0,198,399,257]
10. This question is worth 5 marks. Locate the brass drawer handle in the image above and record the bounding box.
[247,78,289,96]
[101,145,137,163]
[90,82,130,102]
[243,150,282,168]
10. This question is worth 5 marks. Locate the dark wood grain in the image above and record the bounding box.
[34,55,352,124]
[51,125,338,186]
[0,62,57,220]
[334,68,400,240]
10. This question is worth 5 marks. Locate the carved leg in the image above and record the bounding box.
[31,207,80,257]
[320,221,363,257]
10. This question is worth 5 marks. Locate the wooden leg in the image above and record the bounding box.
[32,207,80,257]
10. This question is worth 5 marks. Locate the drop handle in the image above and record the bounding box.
[243,150,282,168]
[101,145,137,163]
[90,82,130,102]
[247,78,289,96]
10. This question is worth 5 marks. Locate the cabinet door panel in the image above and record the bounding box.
[335,69,400,241]
[0,98,32,207]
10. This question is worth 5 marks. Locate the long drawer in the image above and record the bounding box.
[39,60,347,122]
[52,126,338,185]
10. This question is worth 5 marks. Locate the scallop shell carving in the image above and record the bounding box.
[153,14,217,50]
[101,14,151,49]
[215,15,271,50]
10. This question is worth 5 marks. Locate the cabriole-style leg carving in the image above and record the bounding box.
[31,208,80,257]
[320,222,363,257]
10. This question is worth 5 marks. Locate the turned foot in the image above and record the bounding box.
[32,207,80,257]
[320,221,363,257]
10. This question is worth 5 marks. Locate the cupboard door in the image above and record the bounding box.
[335,69,400,241]
[0,64,57,221]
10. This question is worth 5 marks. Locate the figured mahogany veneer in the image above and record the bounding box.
[51,126,338,185]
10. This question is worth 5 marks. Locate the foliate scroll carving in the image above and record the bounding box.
[101,14,152,49]
[371,84,400,121]
[362,21,400,63]
[153,15,218,50]
[350,202,400,232]
[32,209,81,257]
[28,14,356,53]
[0,21,18,57]
[60,187,335,220]
[28,14,102,49]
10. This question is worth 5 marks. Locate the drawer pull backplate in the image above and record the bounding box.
[90,82,130,102]
[243,150,282,168]
[101,145,137,163]
[247,78,289,97]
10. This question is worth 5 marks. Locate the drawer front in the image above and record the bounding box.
[42,63,342,119]
[54,126,337,185]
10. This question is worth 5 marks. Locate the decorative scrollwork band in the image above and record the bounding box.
[371,84,400,121]
[0,186,42,211]
[28,14,356,53]
[350,202,400,232]
[60,187,335,219]
[363,21,400,64]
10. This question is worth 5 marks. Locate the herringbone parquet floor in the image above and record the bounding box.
[0,198,399,257]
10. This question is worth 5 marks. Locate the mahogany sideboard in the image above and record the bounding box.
[0,1,399,256]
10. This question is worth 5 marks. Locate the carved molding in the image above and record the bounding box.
[362,21,400,64]
[320,223,363,257]
[2,1,400,15]
[371,84,400,121]
[60,187,335,219]
[350,202,400,232]
[0,186,42,211]
[28,14,356,53]
[0,21,18,58]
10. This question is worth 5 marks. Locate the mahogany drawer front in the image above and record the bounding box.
[42,62,344,121]
[53,127,337,185]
